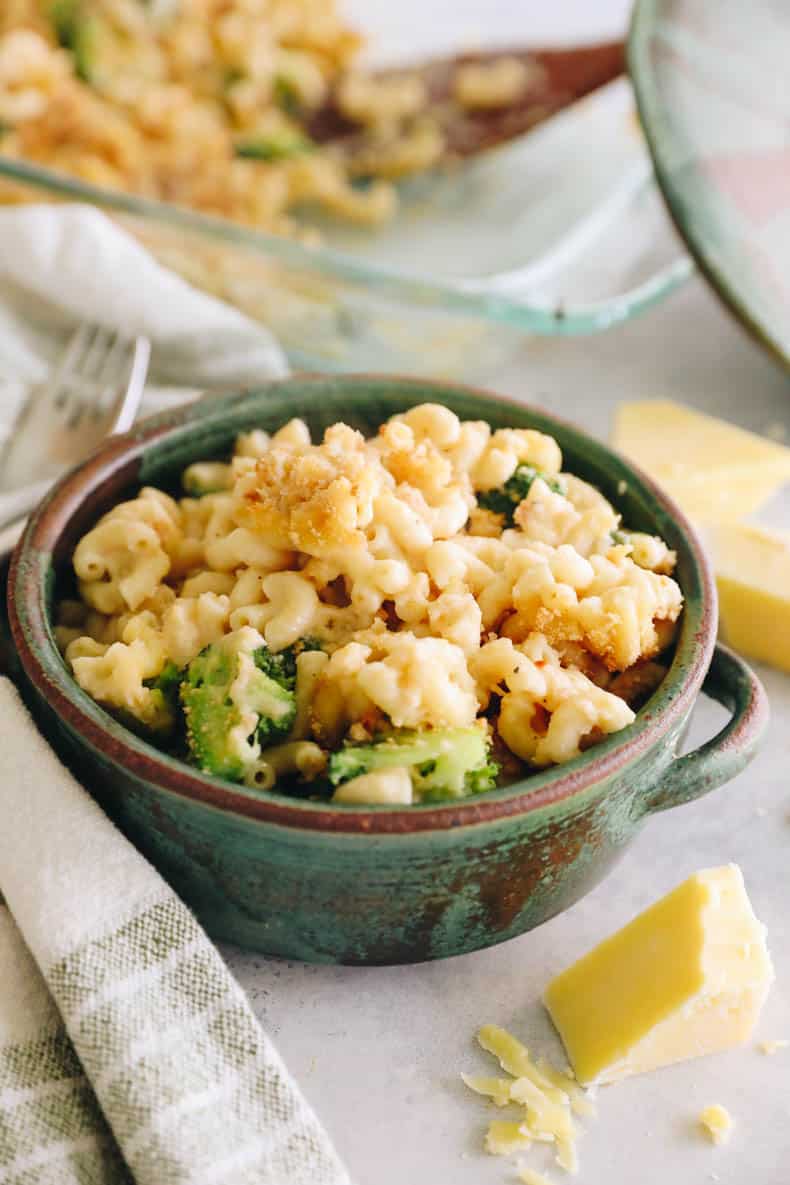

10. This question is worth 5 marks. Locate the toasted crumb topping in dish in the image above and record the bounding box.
[57,403,683,803]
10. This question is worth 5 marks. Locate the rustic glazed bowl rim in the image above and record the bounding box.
[8,375,716,835]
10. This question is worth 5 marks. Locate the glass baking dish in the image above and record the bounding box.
[0,78,692,379]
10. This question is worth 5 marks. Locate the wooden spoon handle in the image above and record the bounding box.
[310,39,625,159]
[434,40,627,157]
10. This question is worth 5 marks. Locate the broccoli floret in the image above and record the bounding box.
[329,727,500,802]
[234,129,314,161]
[273,75,301,114]
[137,660,183,735]
[114,661,184,739]
[181,635,296,780]
[477,464,567,526]
[110,661,182,740]
[254,637,323,693]
[223,67,245,90]
[145,659,182,702]
[50,0,96,82]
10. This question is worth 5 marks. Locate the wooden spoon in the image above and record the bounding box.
[309,40,625,162]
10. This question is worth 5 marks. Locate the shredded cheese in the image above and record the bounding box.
[484,1120,532,1156]
[463,1025,592,1176]
[758,1039,789,1055]
[510,1076,575,1144]
[459,1074,512,1107]
[477,1026,569,1104]
[555,1134,579,1175]
[536,1058,596,1118]
[517,1166,555,1185]
[699,1104,734,1146]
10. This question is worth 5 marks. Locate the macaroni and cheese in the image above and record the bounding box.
[0,3,535,238]
[58,404,683,804]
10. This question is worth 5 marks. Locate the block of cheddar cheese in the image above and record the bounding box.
[703,522,790,673]
[612,400,790,521]
[544,865,773,1086]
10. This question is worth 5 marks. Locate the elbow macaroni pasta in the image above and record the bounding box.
[60,403,683,797]
[0,6,536,240]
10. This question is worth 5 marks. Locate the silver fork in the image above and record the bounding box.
[0,325,150,552]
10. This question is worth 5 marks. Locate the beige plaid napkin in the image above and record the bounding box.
[0,678,351,1185]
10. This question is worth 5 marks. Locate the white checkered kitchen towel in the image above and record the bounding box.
[0,206,349,1185]
[0,678,351,1185]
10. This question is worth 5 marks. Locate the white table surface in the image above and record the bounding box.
[224,4,790,1184]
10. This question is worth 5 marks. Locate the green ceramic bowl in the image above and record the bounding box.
[8,376,768,964]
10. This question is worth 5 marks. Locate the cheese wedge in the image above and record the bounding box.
[612,401,790,521]
[544,865,773,1086]
[649,467,790,523]
[703,522,790,672]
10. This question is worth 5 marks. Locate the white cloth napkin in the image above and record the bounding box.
[0,205,350,1184]
[0,203,288,526]
[0,678,351,1185]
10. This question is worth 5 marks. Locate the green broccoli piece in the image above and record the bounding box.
[109,661,184,741]
[145,659,182,700]
[477,464,567,526]
[234,129,314,161]
[329,727,500,802]
[50,0,96,83]
[139,660,183,733]
[223,67,245,91]
[273,75,301,114]
[253,637,323,693]
[181,638,296,780]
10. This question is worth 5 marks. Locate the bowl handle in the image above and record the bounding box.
[645,644,769,814]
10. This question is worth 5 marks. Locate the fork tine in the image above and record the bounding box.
[61,328,127,428]
[111,336,150,434]
[85,334,149,435]
[92,332,133,415]
[55,329,99,428]
[95,331,129,388]
[0,324,150,495]
[0,323,91,473]
[52,324,109,423]
[74,325,114,385]
[48,323,94,412]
